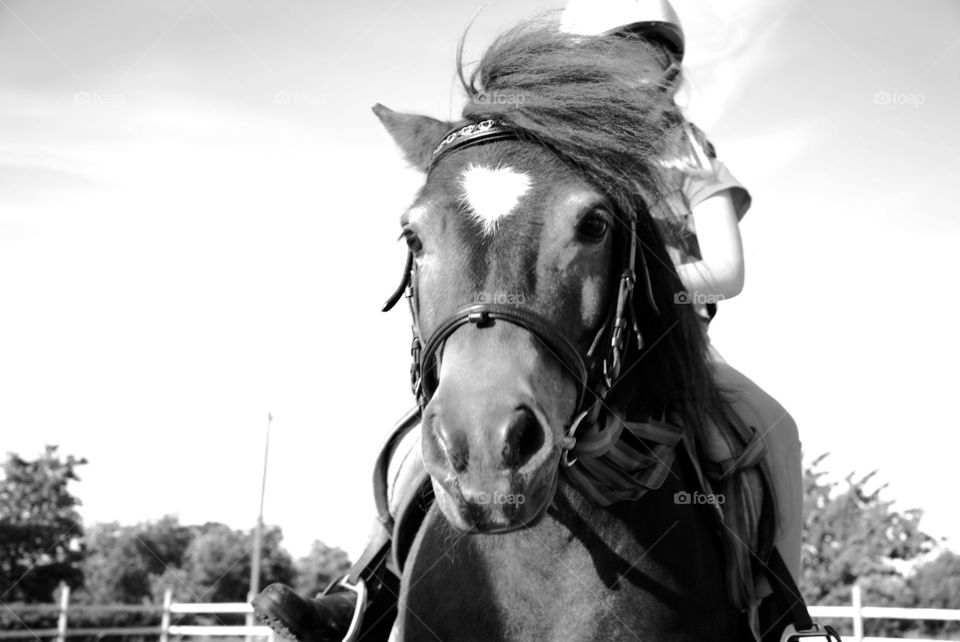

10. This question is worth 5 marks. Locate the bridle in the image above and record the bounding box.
[382,119,659,461]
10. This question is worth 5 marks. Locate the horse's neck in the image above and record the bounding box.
[547,476,697,566]
[398,470,741,641]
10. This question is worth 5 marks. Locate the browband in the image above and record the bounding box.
[429,119,519,169]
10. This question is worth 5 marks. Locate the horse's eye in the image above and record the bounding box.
[577,212,610,242]
[403,229,423,254]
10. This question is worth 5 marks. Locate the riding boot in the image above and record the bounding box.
[253,584,357,642]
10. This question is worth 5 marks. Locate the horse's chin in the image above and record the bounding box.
[430,460,560,534]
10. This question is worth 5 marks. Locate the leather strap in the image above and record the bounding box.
[429,119,519,169]
[341,526,391,588]
[381,251,412,313]
[765,547,813,633]
[419,303,591,411]
[372,406,421,532]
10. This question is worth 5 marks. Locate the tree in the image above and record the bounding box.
[800,453,936,637]
[0,446,86,603]
[294,540,351,597]
[138,515,196,603]
[77,517,299,607]
[185,522,295,602]
[138,515,193,576]
[908,550,960,638]
[78,516,193,605]
[78,522,152,604]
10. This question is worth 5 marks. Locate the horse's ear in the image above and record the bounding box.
[372,103,453,172]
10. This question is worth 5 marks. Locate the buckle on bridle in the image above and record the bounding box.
[560,407,593,467]
[467,310,493,327]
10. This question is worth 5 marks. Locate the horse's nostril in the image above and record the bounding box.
[502,407,546,469]
[424,409,470,474]
[437,428,469,474]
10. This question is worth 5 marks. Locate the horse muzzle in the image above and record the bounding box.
[419,322,575,532]
[422,398,563,532]
[425,442,561,533]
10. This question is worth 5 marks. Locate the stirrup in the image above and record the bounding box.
[780,623,842,641]
[335,576,368,642]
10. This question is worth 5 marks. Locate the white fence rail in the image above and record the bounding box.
[0,586,275,642]
[2,583,958,641]
[806,585,960,641]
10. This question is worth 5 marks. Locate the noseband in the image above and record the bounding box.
[382,119,658,459]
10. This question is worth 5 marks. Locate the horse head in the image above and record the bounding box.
[378,107,623,531]
[375,25,717,535]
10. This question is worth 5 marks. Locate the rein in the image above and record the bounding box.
[382,118,658,458]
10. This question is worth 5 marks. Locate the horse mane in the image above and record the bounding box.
[457,18,727,431]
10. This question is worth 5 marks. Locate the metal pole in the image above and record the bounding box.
[250,411,272,595]
[247,413,272,639]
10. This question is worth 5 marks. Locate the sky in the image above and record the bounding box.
[1,0,958,564]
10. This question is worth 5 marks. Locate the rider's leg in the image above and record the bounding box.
[709,347,803,581]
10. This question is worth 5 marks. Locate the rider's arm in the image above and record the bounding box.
[675,190,745,299]
[674,119,752,300]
